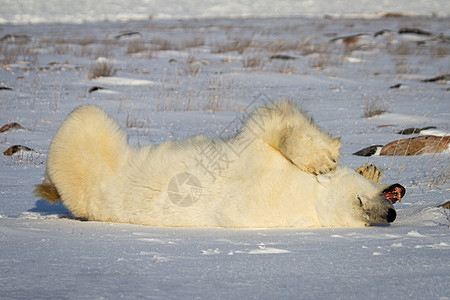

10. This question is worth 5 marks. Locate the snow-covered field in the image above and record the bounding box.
[1,0,449,24]
[1,1,449,299]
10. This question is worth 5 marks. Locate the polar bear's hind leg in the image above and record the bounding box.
[35,105,130,219]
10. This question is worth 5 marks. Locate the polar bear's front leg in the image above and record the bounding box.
[356,163,383,183]
[278,127,341,175]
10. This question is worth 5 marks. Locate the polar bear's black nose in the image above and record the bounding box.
[387,209,396,223]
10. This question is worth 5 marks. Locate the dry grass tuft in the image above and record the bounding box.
[266,40,300,53]
[55,37,97,46]
[211,39,252,54]
[395,59,419,74]
[242,54,265,69]
[94,46,113,58]
[429,45,450,59]
[363,97,388,118]
[126,40,148,55]
[388,41,418,56]
[181,37,205,49]
[0,44,38,64]
[402,151,450,194]
[308,53,341,69]
[89,61,116,78]
[53,44,73,55]
[298,39,332,56]
[155,73,239,112]
[151,38,176,51]
[125,111,146,128]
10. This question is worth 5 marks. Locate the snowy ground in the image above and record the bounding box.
[1,0,449,24]
[1,8,449,300]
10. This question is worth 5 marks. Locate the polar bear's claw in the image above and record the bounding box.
[356,163,383,184]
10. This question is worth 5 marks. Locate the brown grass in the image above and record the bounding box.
[53,44,73,55]
[388,41,418,56]
[211,39,252,54]
[181,37,205,49]
[430,45,450,59]
[267,62,297,74]
[49,38,122,58]
[126,40,148,55]
[297,39,331,56]
[242,54,265,69]
[308,53,341,69]
[89,61,116,78]
[76,46,94,57]
[395,59,419,74]
[363,97,388,118]
[0,44,37,64]
[125,111,146,128]
[266,40,300,53]
[55,37,97,46]
[94,46,113,58]
[0,45,18,64]
[151,38,176,51]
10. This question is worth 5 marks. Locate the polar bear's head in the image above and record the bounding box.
[315,167,405,227]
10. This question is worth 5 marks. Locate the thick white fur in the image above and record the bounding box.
[35,100,396,227]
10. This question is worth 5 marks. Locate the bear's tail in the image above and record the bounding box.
[35,105,130,219]
[34,175,61,203]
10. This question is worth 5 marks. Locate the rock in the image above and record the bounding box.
[0,34,31,43]
[398,28,433,36]
[114,31,142,40]
[269,54,296,60]
[421,74,450,83]
[353,145,383,156]
[380,136,450,156]
[0,122,24,133]
[438,201,450,209]
[3,145,34,156]
[397,126,437,135]
[389,83,402,89]
[330,33,369,45]
[374,29,392,37]
[88,86,104,93]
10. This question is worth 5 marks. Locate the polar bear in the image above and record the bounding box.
[34,100,404,227]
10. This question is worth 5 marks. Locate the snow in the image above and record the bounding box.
[1,0,449,24]
[92,76,159,86]
[420,129,450,137]
[1,1,449,299]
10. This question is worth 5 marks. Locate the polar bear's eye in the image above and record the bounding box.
[357,196,363,207]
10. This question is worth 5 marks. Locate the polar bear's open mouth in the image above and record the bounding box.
[382,184,405,204]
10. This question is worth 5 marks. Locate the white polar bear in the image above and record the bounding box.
[35,100,404,227]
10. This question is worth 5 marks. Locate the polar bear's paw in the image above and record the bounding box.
[356,163,383,183]
[279,129,341,175]
[291,148,339,175]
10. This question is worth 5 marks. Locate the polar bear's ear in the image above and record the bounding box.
[316,174,331,184]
